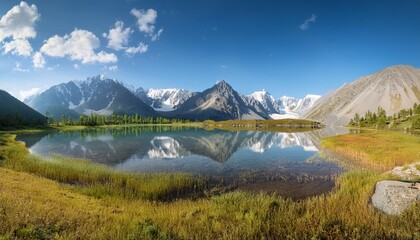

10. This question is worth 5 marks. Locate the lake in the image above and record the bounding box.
[17,126,349,199]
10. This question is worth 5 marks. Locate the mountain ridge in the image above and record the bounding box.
[25,75,158,119]
[305,65,420,125]
[0,90,46,127]
[169,80,270,121]
[135,87,196,111]
[247,90,321,119]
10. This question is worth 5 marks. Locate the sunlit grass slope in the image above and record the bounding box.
[322,131,420,170]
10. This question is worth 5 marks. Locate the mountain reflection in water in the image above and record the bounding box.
[17,127,348,199]
[17,127,347,173]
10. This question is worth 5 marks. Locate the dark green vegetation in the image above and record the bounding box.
[49,112,197,127]
[348,104,420,130]
[0,90,46,129]
[0,130,419,239]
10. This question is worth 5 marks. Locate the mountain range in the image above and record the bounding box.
[24,77,319,121]
[14,64,420,125]
[248,90,320,119]
[25,75,157,119]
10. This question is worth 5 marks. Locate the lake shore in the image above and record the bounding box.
[0,130,419,239]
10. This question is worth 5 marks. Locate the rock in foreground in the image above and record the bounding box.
[371,180,419,215]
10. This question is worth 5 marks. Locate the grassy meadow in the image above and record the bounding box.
[322,130,420,172]
[0,130,419,239]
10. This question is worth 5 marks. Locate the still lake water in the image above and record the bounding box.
[17,127,349,199]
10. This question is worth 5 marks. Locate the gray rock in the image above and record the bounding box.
[371,180,420,215]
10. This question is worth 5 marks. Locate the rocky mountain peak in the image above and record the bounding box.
[87,74,107,81]
[213,80,234,96]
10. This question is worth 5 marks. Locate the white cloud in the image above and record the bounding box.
[0,1,40,41]
[20,87,40,100]
[2,38,33,56]
[131,8,163,40]
[74,63,79,70]
[13,62,29,72]
[108,65,118,71]
[0,2,39,58]
[103,21,132,51]
[125,42,148,55]
[32,51,45,68]
[131,8,156,34]
[88,51,118,64]
[300,14,317,30]
[40,29,117,64]
[151,28,163,41]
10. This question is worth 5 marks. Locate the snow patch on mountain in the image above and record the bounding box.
[248,90,321,119]
[249,89,280,114]
[269,113,299,119]
[135,88,196,111]
[25,75,157,118]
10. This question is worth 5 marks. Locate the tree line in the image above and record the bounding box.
[48,112,196,127]
[0,113,45,129]
[348,103,420,129]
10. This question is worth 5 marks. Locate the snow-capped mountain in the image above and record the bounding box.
[25,75,158,119]
[248,89,281,114]
[280,95,321,113]
[248,91,320,119]
[24,74,321,121]
[170,80,270,121]
[135,88,196,111]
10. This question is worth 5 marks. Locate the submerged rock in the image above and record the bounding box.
[371,180,419,215]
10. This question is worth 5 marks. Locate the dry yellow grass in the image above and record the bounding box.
[203,119,322,132]
[321,131,420,170]
[0,168,118,239]
[1,166,419,239]
[1,132,420,239]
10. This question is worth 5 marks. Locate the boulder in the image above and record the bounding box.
[371,180,419,215]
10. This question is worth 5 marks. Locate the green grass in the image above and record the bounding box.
[0,132,419,239]
[0,134,205,201]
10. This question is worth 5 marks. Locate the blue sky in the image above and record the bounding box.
[1,0,419,100]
